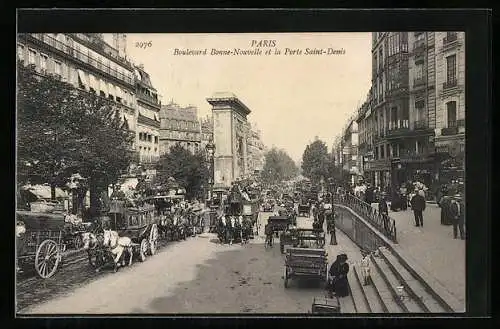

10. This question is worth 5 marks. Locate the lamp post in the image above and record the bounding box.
[205,140,216,202]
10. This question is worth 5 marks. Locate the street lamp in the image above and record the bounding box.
[205,140,216,202]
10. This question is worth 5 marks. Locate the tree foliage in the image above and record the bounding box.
[156,144,209,200]
[301,139,330,185]
[261,148,298,184]
[17,61,134,209]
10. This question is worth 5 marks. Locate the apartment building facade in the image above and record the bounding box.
[354,31,465,194]
[134,64,161,171]
[18,33,137,149]
[159,103,202,155]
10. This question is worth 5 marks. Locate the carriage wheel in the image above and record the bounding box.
[73,235,83,250]
[139,239,147,262]
[284,266,289,288]
[35,239,61,279]
[149,224,158,256]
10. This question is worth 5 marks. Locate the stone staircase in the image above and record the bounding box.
[337,246,452,313]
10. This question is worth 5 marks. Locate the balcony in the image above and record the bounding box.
[413,77,426,89]
[137,91,161,109]
[413,120,428,130]
[386,86,409,99]
[443,33,458,50]
[140,155,160,165]
[398,151,434,163]
[441,126,458,136]
[414,50,425,63]
[443,79,458,90]
[27,34,135,86]
[413,39,426,54]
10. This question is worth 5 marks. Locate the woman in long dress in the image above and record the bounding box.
[329,254,350,297]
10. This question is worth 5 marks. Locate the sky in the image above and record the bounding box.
[105,33,372,163]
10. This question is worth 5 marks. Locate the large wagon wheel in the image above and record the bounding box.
[139,238,148,262]
[148,224,158,256]
[35,239,61,279]
[284,266,289,288]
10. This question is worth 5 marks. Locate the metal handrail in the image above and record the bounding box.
[332,193,397,243]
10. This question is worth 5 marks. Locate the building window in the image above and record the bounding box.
[54,61,62,76]
[18,44,24,61]
[390,107,398,129]
[446,55,457,84]
[154,136,158,144]
[40,54,48,71]
[148,135,152,142]
[446,101,457,127]
[28,49,37,65]
[415,64,424,80]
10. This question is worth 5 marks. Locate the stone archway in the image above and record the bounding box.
[206,92,252,188]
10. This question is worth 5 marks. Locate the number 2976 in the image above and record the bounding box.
[135,41,152,49]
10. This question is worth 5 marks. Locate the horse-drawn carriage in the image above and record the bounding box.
[298,201,311,217]
[283,239,328,288]
[16,211,85,278]
[87,200,158,272]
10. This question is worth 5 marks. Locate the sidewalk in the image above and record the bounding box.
[372,203,466,305]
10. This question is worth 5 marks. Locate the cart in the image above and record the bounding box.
[107,200,158,262]
[267,215,291,237]
[294,228,326,249]
[16,211,83,279]
[298,203,311,217]
[283,246,328,289]
[311,297,341,314]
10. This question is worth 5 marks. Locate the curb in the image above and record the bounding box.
[333,203,463,313]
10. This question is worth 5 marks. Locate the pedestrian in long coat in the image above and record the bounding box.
[378,194,389,216]
[329,254,350,297]
[410,190,426,227]
[450,195,465,239]
[440,196,453,225]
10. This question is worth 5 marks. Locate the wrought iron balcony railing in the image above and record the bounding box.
[441,126,459,136]
[28,33,135,85]
[413,77,426,88]
[443,79,458,89]
[443,33,458,45]
[413,119,428,130]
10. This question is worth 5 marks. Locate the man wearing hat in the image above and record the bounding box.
[449,193,465,240]
[410,188,426,227]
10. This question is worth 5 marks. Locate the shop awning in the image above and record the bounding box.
[77,69,88,87]
[21,184,68,200]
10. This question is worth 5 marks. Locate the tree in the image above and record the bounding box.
[261,148,298,184]
[301,139,330,185]
[17,61,135,213]
[156,144,209,200]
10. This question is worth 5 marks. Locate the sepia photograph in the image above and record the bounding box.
[16,29,467,315]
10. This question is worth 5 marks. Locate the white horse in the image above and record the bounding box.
[103,229,134,269]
